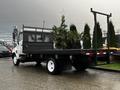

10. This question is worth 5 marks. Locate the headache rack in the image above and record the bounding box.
[22,25,54,53]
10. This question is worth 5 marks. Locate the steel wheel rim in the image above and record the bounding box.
[48,60,55,72]
[13,56,17,64]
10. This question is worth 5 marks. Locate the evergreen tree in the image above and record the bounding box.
[67,24,81,49]
[70,24,77,32]
[83,24,91,49]
[108,21,117,47]
[52,16,82,49]
[92,22,103,49]
[52,15,68,49]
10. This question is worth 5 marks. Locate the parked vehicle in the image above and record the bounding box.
[110,50,120,61]
[0,44,11,57]
[86,49,116,64]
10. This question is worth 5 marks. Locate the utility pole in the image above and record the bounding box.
[91,8,112,65]
[42,20,45,41]
[42,20,45,31]
[93,11,98,65]
[107,14,112,63]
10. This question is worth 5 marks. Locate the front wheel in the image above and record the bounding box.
[46,58,62,75]
[13,55,20,66]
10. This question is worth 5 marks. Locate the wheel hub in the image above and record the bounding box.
[48,60,55,72]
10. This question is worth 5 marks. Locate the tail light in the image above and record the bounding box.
[103,52,106,54]
[97,52,100,55]
[110,52,113,54]
[86,53,90,55]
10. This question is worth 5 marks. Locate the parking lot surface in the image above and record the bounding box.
[0,57,120,90]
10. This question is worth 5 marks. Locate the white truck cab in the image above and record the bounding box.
[12,28,24,65]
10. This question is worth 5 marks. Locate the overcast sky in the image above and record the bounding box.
[0,0,120,33]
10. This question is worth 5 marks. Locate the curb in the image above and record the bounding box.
[89,66,120,73]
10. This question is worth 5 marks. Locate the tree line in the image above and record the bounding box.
[52,15,117,49]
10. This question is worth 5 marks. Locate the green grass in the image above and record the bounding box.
[100,63,120,70]
[97,61,106,65]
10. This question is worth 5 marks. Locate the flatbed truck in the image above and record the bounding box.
[12,25,92,74]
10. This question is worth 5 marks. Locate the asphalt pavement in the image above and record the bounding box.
[0,57,120,90]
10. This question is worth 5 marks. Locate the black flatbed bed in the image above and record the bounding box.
[23,49,89,55]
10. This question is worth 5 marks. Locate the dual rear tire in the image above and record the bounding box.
[46,56,89,74]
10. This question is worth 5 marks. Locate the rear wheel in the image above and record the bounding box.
[72,55,89,71]
[73,64,88,71]
[13,55,20,66]
[46,58,62,75]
